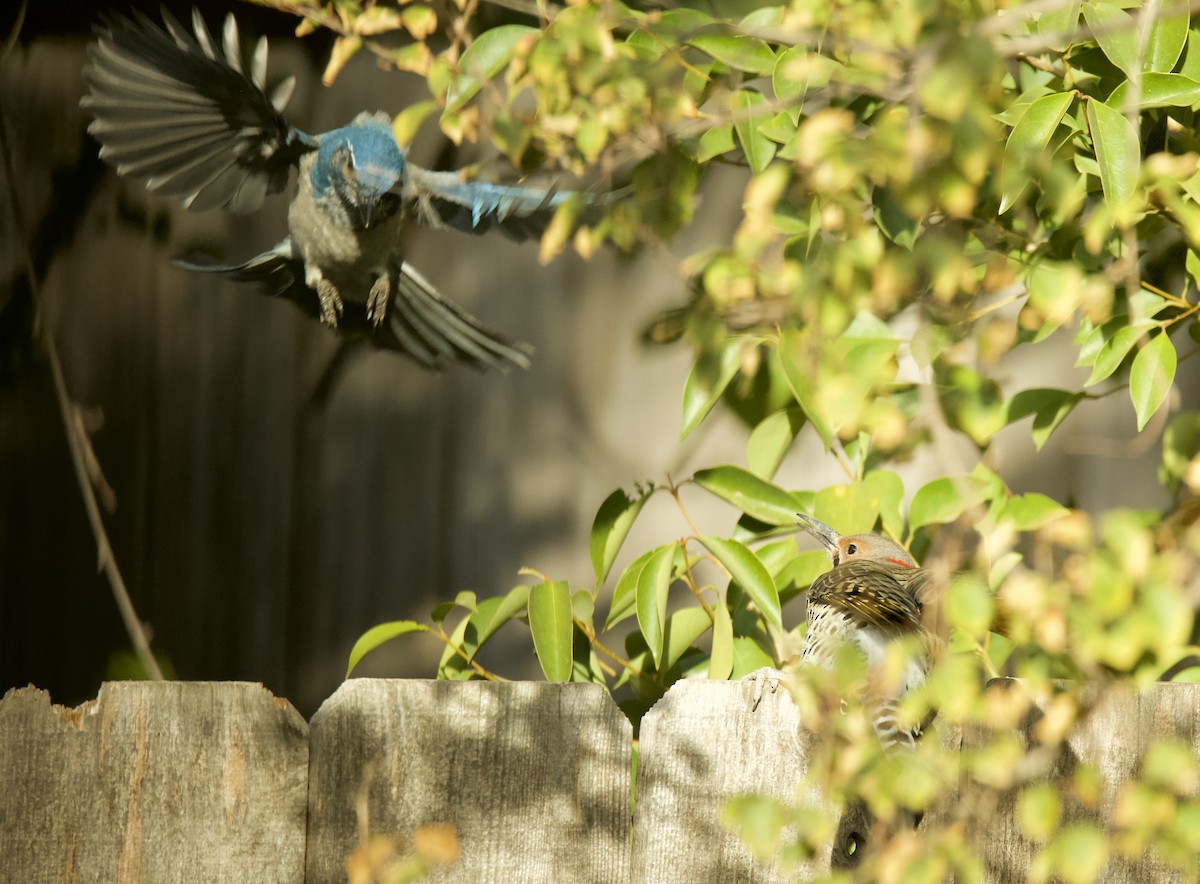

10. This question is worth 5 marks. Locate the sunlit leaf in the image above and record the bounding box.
[689,35,777,75]
[699,536,782,629]
[1003,493,1069,530]
[636,545,677,668]
[747,409,806,478]
[1086,97,1139,209]
[1130,332,1177,431]
[1146,12,1189,72]
[590,486,653,584]
[663,606,713,672]
[1005,388,1084,450]
[909,478,966,532]
[1082,2,1136,76]
[709,602,734,679]
[1108,73,1200,109]
[693,465,802,526]
[999,91,1075,214]
[445,25,538,111]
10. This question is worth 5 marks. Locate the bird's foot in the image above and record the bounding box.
[366,275,391,326]
[742,667,790,712]
[314,278,345,327]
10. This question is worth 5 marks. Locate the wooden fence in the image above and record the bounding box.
[1,680,1198,882]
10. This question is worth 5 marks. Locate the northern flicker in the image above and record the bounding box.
[795,514,932,749]
[747,515,935,750]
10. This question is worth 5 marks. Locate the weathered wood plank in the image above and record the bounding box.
[306,679,631,883]
[0,682,308,884]
[632,679,826,883]
[965,681,1200,883]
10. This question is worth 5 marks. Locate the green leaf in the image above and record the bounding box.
[590,486,652,584]
[445,25,538,112]
[773,44,819,106]
[1146,12,1189,72]
[1003,493,1069,530]
[709,602,734,680]
[1005,388,1084,450]
[1108,73,1200,109]
[699,536,782,629]
[693,465,802,526]
[682,337,743,438]
[812,483,883,537]
[909,478,966,532]
[1037,0,1080,52]
[1086,98,1139,209]
[346,621,430,677]
[730,637,776,677]
[999,91,1075,214]
[464,586,530,661]
[747,409,806,478]
[863,470,905,540]
[662,606,713,672]
[697,123,735,162]
[731,90,776,174]
[689,35,777,75]
[1086,322,1151,386]
[1130,332,1177,431]
[606,547,655,630]
[391,101,438,147]
[636,545,677,668]
[528,580,573,682]
[1082,2,1137,76]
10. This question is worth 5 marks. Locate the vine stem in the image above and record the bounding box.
[0,108,163,680]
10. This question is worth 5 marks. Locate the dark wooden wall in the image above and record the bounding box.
[0,12,753,716]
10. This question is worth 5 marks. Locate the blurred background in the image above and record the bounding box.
[0,1,1180,717]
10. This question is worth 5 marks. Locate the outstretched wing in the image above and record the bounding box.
[177,248,532,373]
[81,9,316,213]
[807,561,924,635]
[404,166,587,241]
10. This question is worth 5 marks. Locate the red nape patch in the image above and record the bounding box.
[884,557,915,568]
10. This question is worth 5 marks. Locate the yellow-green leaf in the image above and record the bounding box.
[999,91,1075,214]
[528,580,573,682]
[636,545,677,668]
[693,465,803,526]
[346,621,429,677]
[709,601,734,680]
[1086,97,1139,209]
[1130,332,1176,431]
[590,486,653,584]
[699,536,781,629]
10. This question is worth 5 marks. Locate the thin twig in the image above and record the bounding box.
[0,108,164,680]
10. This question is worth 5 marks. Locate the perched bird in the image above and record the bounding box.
[795,514,932,749]
[81,9,583,371]
[747,515,934,749]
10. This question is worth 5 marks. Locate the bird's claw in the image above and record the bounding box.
[366,275,391,326]
[314,278,344,327]
[742,666,789,711]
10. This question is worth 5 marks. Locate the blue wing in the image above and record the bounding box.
[404,166,586,241]
[81,9,316,213]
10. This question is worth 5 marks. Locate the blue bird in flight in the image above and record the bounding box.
[81,9,583,371]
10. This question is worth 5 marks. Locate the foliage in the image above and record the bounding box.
[266,0,1200,877]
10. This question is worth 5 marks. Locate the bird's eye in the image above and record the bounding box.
[847,543,858,556]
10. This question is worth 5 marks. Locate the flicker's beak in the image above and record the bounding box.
[796,513,841,554]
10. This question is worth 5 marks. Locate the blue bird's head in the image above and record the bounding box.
[313,113,405,229]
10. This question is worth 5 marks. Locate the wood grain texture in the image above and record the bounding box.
[306,679,631,883]
[0,682,308,884]
[631,679,826,883]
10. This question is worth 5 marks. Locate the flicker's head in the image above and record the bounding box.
[796,514,916,569]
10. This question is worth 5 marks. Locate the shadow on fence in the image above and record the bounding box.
[2,679,1198,882]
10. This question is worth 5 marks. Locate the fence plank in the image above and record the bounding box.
[965,681,1200,882]
[632,679,827,882]
[306,679,631,883]
[0,682,308,884]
